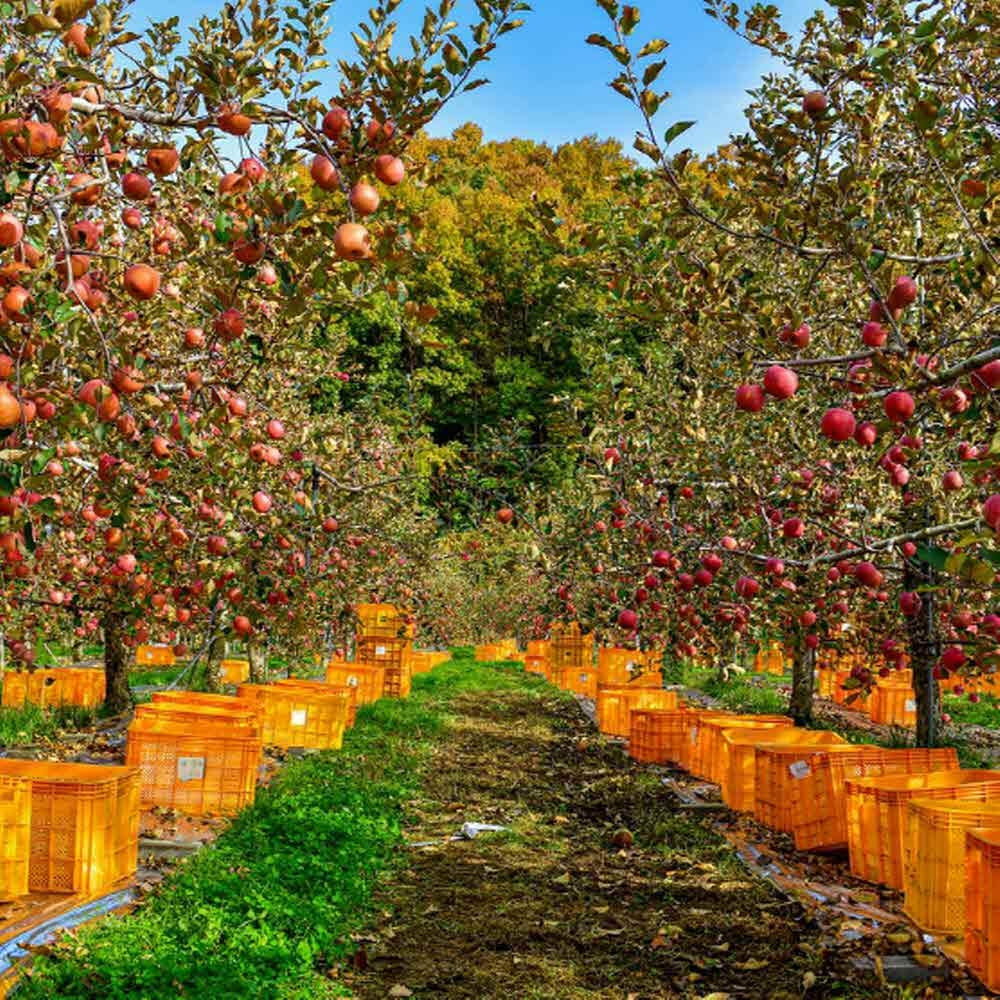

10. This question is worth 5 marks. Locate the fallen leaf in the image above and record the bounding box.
[388,987,412,998]
[733,957,769,970]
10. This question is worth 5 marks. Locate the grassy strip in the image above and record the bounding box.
[0,703,97,746]
[15,653,539,1000]
[128,667,185,688]
[674,662,789,715]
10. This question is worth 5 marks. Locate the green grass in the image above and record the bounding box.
[676,663,789,715]
[0,703,97,746]
[943,692,1000,727]
[128,666,185,688]
[16,655,544,1000]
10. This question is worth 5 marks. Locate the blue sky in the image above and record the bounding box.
[126,0,822,155]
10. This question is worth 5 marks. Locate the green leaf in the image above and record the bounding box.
[915,544,948,570]
[31,447,55,476]
[214,212,233,244]
[664,120,695,146]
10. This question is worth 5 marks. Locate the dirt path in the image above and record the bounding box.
[339,683,946,1000]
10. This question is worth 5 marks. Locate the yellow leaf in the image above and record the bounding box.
[25,13,62,31]
[733,958,769,970]
[51,0,96,26]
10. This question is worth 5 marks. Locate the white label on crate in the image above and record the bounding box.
[788,760,811,779]
[177,757,206,782]
[375,646,386,657]
[347,675,359,687]
[690,726,698,744]
[580,673,588,683]
[291,709,308,727]
[905,699,916,712]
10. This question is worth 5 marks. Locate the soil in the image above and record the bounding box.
[339,688,975,1000]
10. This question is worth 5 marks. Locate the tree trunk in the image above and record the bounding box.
[202,634,225,693]
[248,640,267,684]
[102,611,132,714]
[905,557,940,747]
[789,644,815,726]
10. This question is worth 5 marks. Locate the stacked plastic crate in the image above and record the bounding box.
[355,603,412,698]
[548,622,595,697]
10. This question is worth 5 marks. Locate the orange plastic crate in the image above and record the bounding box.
[355,603,408,640]
[146,694,262,734]
[0,670,28,708]
[219,658,250,684]
[0,760,138,895]
[845,766,998,888]
[628,708,691,764]
[790,746,956,853]
[275,679,358,727]
[966,828,1000,993]
[549,624,594,676]
[905,800,1000,937]
[237,684,349,749]
[1,668,106,709]
[701,717,796,785]
[868,683,917,727]
[561,664,598,699]
[525,654,547,675]
[689,714,791,779]
[723,729,847,812]
[754,642,786,675]
[409,651,433,674]
[325,662,384,704]
[356,637,411,698]
[0,774,31,901]
[755,743,879,833]
[135,644,176,667]
[597,648,645,687]
[830,670,852,705]
[495,639,519,660]
[126,716,260,816]
[595,688,678,738]
[680,711,735,775]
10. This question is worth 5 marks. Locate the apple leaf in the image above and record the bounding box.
[664,120,695,146]
[621,5,640,35]
[638,38,668,57]
[915,544,948,570]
